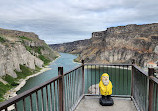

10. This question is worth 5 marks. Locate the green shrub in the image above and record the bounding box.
[24,46,44,55]
[2,75,19,86]
[0,37,6,43]
[0,82,7,96]
[33,66,41,73]
[25,46,32,53]
[0,82,11,102]
[38,55,51,65]
[33,46,44,54]
[15,65,33,79]
[18,36,32,41]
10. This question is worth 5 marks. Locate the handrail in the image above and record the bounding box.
[0,75,61,110]
[132,64,148,76]
[149,75,158,84]
[85,63,132,66]
[63,65,82,76]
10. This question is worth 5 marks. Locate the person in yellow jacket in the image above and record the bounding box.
[99,73,114,106]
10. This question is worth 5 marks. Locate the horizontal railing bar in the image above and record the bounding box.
[149,76,158,84]
[131,96,140,111]
[71,94,84,111]
[85,63,132,66]
[0,75,61,110]
[63,65,82,76]
[133,64,148,76]
[84,94,131,98]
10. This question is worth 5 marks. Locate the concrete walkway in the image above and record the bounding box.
[75,96,137,111]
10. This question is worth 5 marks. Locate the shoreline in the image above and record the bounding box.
[2,56,61,110]
[73,60,81,64]
[3,67,52,100]
[3,55,61,102]
[2,67,52,111]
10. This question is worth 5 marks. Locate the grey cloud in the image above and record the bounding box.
[0,0,158,44]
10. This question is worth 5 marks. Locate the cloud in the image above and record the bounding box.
[0,0,158,44]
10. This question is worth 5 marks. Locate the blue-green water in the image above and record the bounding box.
[17,53,80,94]
[14,53,131,111]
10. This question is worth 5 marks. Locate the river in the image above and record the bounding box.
[17,53,80,94]
[14,53,131,111]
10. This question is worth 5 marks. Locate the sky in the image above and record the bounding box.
[0,0,158,44]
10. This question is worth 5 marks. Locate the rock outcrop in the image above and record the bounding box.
[0,28,59,78]
[50,23,158,67]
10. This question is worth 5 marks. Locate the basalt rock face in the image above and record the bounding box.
[0,28,59,78]
[50,39,91,54]
[50,23,158,67]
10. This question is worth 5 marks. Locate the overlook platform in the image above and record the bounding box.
[75,96,137,111]
[0,61,158,111]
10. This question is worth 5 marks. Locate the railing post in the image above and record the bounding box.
[148,68,155,111]
[131,59,135,99]
[58,67,64,111]
[82,60,85,95]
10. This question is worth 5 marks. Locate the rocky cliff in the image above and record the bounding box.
[0,28,59,78]
[50,23,158,67]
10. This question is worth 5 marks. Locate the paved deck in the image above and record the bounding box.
[75,96,137,111]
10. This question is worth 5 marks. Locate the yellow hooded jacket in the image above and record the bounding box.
[99,73,112,95]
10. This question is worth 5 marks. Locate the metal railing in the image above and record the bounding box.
[131,61,158,111]
[0,60,158,111]
[0,64,84,111]
[84,64,131,96]
[132,65,148,111]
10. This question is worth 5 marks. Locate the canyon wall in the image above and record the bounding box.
[50,23,158,67]
[0,28,59,78]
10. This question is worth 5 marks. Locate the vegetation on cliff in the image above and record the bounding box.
[0,28,59,101]
[15,65,41,79]
[0,82,11,102]
[0,37,6,43]
[18,36,32,41]
[0,65,41,102]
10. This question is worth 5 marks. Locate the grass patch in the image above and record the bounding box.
[2,75,19,86]
[18,36,32,41]
[0,82,12,102]
[0,65,42,102]
[0,37,6,43]
[15,65,42,79]
[38,55,51,65]
[33,46,44,54]
[24,46,44,55]
[33,66,41,73]
[15,65,34,79]
[25,46,32,53]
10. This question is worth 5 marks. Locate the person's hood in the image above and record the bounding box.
[100,73,109,80]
